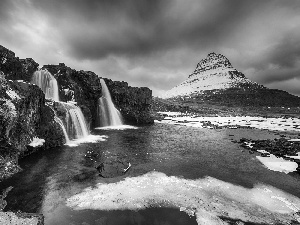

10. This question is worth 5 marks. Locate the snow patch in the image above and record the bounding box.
[162,67,256,98]
[67,171,300,224]
[156,114,300,132]
[29,137,45,147]
[6,89,20,100]
[256,154,298,174]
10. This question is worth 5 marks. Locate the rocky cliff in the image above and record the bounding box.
[42,64,153,126]
[0,72,65,180]
[0,45,39,82]
[42,64,101,128]
[103,78,153,124]
[0,44,153,130]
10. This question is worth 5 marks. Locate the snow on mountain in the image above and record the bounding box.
[162,52,263,98]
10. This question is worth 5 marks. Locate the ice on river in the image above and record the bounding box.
[67,171,300,225]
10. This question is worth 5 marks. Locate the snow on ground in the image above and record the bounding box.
[161,68,255,98]
[256,154,298,174]
[6,89,20,100]
[286,153,300,160]
[67,171,300,225]
[155,112,300,132]
[0,212,39,225]
[29,137,45,147]
[157,113,300,174]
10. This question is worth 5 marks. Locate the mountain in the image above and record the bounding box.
[153,53,300,116]
[162,52,264,98]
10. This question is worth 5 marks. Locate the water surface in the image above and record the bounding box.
[1,123,300,224]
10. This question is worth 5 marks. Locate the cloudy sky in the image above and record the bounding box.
[1,0,300,96]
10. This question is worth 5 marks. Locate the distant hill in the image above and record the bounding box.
[161,52,300,108]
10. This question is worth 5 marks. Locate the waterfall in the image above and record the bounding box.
[31,69,59,101]
[98,79,123,127]
[54,116,70,144]
[31,70,89,141]
[60,102,89,139]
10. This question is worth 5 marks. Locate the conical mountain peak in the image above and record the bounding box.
[193,52,234,75]
[162,53,264,98]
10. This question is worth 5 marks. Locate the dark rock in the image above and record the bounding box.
[42,64,100,128]
[0,70,64,179]
[0,45,39,82]
[96,153,131,178]
[103,78,153,125]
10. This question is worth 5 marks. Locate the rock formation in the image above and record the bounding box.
[0,72,65,180]
[0,45,38,82]
[42,63,153,126]
[103,78,153,124]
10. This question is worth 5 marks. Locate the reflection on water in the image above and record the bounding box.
[0,123,299,224]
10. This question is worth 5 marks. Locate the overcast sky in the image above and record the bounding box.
[1,0,300,96]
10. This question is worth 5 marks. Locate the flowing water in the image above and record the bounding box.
[31,70,89,142]
[1,124,300,224]
[31,70,59,102]
[60,102,90,139]
[98,79,123,127]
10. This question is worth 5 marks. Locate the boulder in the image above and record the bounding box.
[96,152,131,178]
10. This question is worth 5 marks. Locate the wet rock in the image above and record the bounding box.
[96,153,131,178]
[83,149,100,167]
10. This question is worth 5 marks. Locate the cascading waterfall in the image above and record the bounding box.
[54,116,70,144]
[31,70,89,141]
[98,79,123,127]
[31,70,59,101]
[60,102,89,139]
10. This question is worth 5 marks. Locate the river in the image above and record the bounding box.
[1,123,300,224]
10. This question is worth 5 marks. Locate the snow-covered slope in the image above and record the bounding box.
[162,53,263,98]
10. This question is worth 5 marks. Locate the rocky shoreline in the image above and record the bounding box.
[237,137,300,173]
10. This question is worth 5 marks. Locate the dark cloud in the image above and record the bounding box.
[25,0,273,60]
[0,0,300,96]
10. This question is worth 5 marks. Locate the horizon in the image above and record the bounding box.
[1,0,300,97]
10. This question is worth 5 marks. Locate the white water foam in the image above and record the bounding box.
[65,135,108,147]
[94,125,138,130]
[67,171,300,224]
